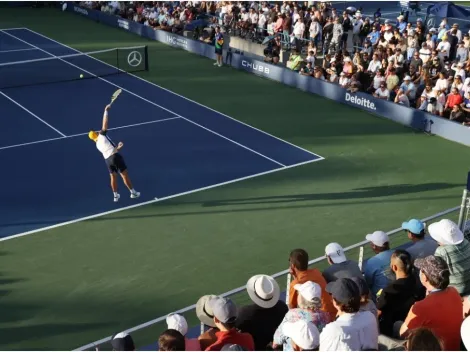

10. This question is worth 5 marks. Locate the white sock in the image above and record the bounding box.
[113,192,118,197]
[130,188,136,194]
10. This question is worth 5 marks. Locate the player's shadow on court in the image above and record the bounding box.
[196,183,460,207]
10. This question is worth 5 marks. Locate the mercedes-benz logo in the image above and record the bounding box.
[127,51,142,67]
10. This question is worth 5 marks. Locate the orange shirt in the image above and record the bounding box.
[205,329,255,351]
[289,268,337,320]
[403,287,463,351]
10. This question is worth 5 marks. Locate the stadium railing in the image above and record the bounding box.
[75,206,460,351]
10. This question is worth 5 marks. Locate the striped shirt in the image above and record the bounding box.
[435,239,470,296]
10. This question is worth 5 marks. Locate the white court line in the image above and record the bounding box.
[1,29,286,168]
[0,47,38,53]
[0,116,181,151]
[74,204,460,351]
[24,28,324,160]
[0,156,324,244]
[0,90,66,137]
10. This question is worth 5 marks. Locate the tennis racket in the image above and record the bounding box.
[110,89,122,106]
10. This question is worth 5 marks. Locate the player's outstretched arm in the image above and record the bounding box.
[102,104,111,131]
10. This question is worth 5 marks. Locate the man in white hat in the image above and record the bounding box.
[166,313,201,350]
[399,75,417,105]
[282,320,320,351]
[322,242,362,283]
[235,274,287,350]
[364,231,394,299]
[428,219,470,296]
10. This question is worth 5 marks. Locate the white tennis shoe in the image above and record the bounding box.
[114,193,121,202]
[131,191,140,199]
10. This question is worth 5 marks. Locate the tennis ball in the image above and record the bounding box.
[80,74,84,79]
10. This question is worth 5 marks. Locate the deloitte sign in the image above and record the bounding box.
[345,92,376,111]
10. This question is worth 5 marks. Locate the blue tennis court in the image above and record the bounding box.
[0,28,324,240]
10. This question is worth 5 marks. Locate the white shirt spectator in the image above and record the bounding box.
[419,47,431,63]
[293,11,300,23]
[375,87,390,99]
[149,10,157,20]
[293,21,305,37]
[396,92,410,107]
[305,53,316,64]
[437,40,451,60]
[435,78,449,92]
[451,64,466,81]
[368,59,382,73]
[319,311,378,351]
[309,20,320,39]
[339,76,351,88]
[241,12,250,21]
[249,12,258,24]
[258,13,267,28]
[384,30,394,42]
[373,75,386,89]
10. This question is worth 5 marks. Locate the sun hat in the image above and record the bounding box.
[196,294,218,327]
[294,281,322,302]
[246,274,280,309]
[166,313,188,336]
[325,242,347,264]
[282,320,320,350]
[366,231,389,246]
[428,219,464,245]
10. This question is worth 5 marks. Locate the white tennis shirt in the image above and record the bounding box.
[96,132,116,159]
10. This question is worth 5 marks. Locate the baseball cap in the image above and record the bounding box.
[415,255,449,282]
[366,231,389,247]
[282,320,320,350]
[111,332,135,351]
[166,313,188,336]
[88,130,98,141]
[462,316,470,350]
[404,75,411,81]
[402,219,425,236]
[294,281,322,302]
[325,242,347,264]
[208,297,238,324]
[428,219,464,245]
[326,278,360,304]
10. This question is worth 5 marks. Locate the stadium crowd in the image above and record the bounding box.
[106,218,470,351]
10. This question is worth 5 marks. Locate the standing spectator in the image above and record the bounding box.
[437,36,451,62]
[288,249,336,320]
[273,281,331,351]
[159,329,186,351]
[340,11,352,50]
[213,26,224,67]
[330,17,343,54]
[319,278,379,351]
[456,41,468,63]
[364,231,394,299]
[166,313,201,351]
[398,255,463,351]
[352,13,363,51]
[236,275,288,351]
[376,250,419,337]
[205,297,255,351]
[309,17,321,54]
[322,242,362,283]
[282,320,320,351]
[419,42,431,64]
[402,219,438,261]
[428,219,470,296]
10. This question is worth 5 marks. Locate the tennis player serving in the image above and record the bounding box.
[88,103,140,202]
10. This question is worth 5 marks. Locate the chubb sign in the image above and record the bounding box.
[117,19,130,30]
[345,92,376,110]
[242,60,270,75]
[74,6,88,15]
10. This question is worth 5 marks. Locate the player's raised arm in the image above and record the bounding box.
[102,104,111,131]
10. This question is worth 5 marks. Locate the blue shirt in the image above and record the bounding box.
[364,250,394,299]
[368,31,379,45]
[398,22,407,33]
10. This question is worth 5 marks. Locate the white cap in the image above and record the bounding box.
[283,320,320,350]
[404,75,411,81]
[428,219,464,245]
[325,242,347,264]
[462,316,470,350]
[294,281,322,302]
[366,231,389,246]
[344,57,351,62]
[166,313,188,336]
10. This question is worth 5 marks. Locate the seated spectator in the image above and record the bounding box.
[338,72,350,88]
[462,316,470,351]
[273,281,331,351]
[367,53,382,74]
[351,276,378,319]
[299,62,314,77]
[322,242,362,283]
[450,104,466,123]
[395,89,410,107]
[405,328,443,351]
[373,82,390,100]
[282,320,320,351]
[398,255,463,351]
[159,329,186,351]
[376,250,419,337]
[326,67,338,83]
[400,76,417,106]
[445,86,464,116]
[288,249,336,320]
[236,275,287,351]
[401,219,437,261]
[287,51,303,71]
[364,231,394,299]
[110,332,135,351]
[436,88,447,117]
[319,278,379,351]
[196,295,219,350]
[368,69,386,94]
[166,313,201,351]
[418,83,438,113]
[205,297,255,351]
[428,219,470,296]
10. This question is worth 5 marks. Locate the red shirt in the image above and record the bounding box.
[403,287,463,351]
[447,93,463,108]
[205,329,255,351]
